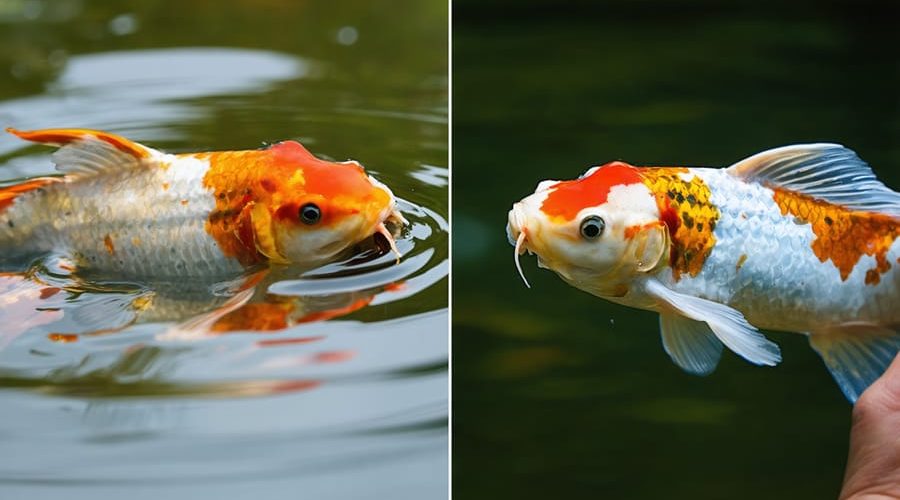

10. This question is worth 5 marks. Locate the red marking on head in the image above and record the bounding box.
[270,141,372,201]
[540,162,641,221]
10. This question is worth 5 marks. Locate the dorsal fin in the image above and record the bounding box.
[726,143,900,217]
[7,128,162,178]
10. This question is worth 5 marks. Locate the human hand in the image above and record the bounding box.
[840,352,900,499]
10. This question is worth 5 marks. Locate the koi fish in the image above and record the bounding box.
[507,144,900,402]
[0,128,405,277]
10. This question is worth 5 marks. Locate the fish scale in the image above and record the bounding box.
[1,159,242,278]
[665,168,899,333]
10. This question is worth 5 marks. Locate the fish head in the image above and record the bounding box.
[252,141,404,266]
[507,161,669,296]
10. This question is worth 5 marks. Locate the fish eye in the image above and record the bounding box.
[580,216,605,240]
[299,203,321,225]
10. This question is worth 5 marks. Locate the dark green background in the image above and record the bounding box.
[453,1,898,498]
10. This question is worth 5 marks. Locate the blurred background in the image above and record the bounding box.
[453,0,898,498]
[0,1,447,499]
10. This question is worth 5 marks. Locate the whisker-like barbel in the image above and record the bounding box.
[514,230,531,289]
[377,222,403,263]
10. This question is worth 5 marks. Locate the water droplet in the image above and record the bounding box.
[109,13,139,36]
[336,26,358,46]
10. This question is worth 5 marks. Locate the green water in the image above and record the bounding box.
[453,2,898,499]
[0,1,447,499]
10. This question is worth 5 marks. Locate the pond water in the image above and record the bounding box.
[453,2,897,499]
[0,1,447,499]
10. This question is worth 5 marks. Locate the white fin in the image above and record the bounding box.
[660,312,724,375]
[726,143,900,217]
[808,324,900,403]
[645,279,781,366]
[52,136,158,178]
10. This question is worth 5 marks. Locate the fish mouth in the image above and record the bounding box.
[374,205,406,263]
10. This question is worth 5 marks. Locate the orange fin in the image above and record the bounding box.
[7,127,161,177]
[0,177,60,213]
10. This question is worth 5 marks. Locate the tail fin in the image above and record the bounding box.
[809,324,900,403]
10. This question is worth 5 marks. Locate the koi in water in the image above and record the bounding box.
[507,144,899,402]
[0,128,405,277]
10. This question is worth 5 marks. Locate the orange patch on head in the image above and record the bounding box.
[540,162,642,222]
[774,189,899,284]
[201,140,388,265]
[640,168,720,280]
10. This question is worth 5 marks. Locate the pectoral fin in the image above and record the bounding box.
[660,312,724,375]
[809,324,900,403]
[645,279,781,367]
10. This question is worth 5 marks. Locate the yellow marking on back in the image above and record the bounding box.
[640,168,720,280]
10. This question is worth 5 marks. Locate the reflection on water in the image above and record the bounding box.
[0,1,446,498]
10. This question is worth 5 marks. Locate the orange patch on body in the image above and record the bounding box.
[540,162,642,222]
[103,234,115,255]
[773,189,899,284]
[640,168,720,280]
[736,254,748,271]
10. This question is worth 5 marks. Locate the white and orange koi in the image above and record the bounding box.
[508,144,900,402]
[0,128,405,277]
